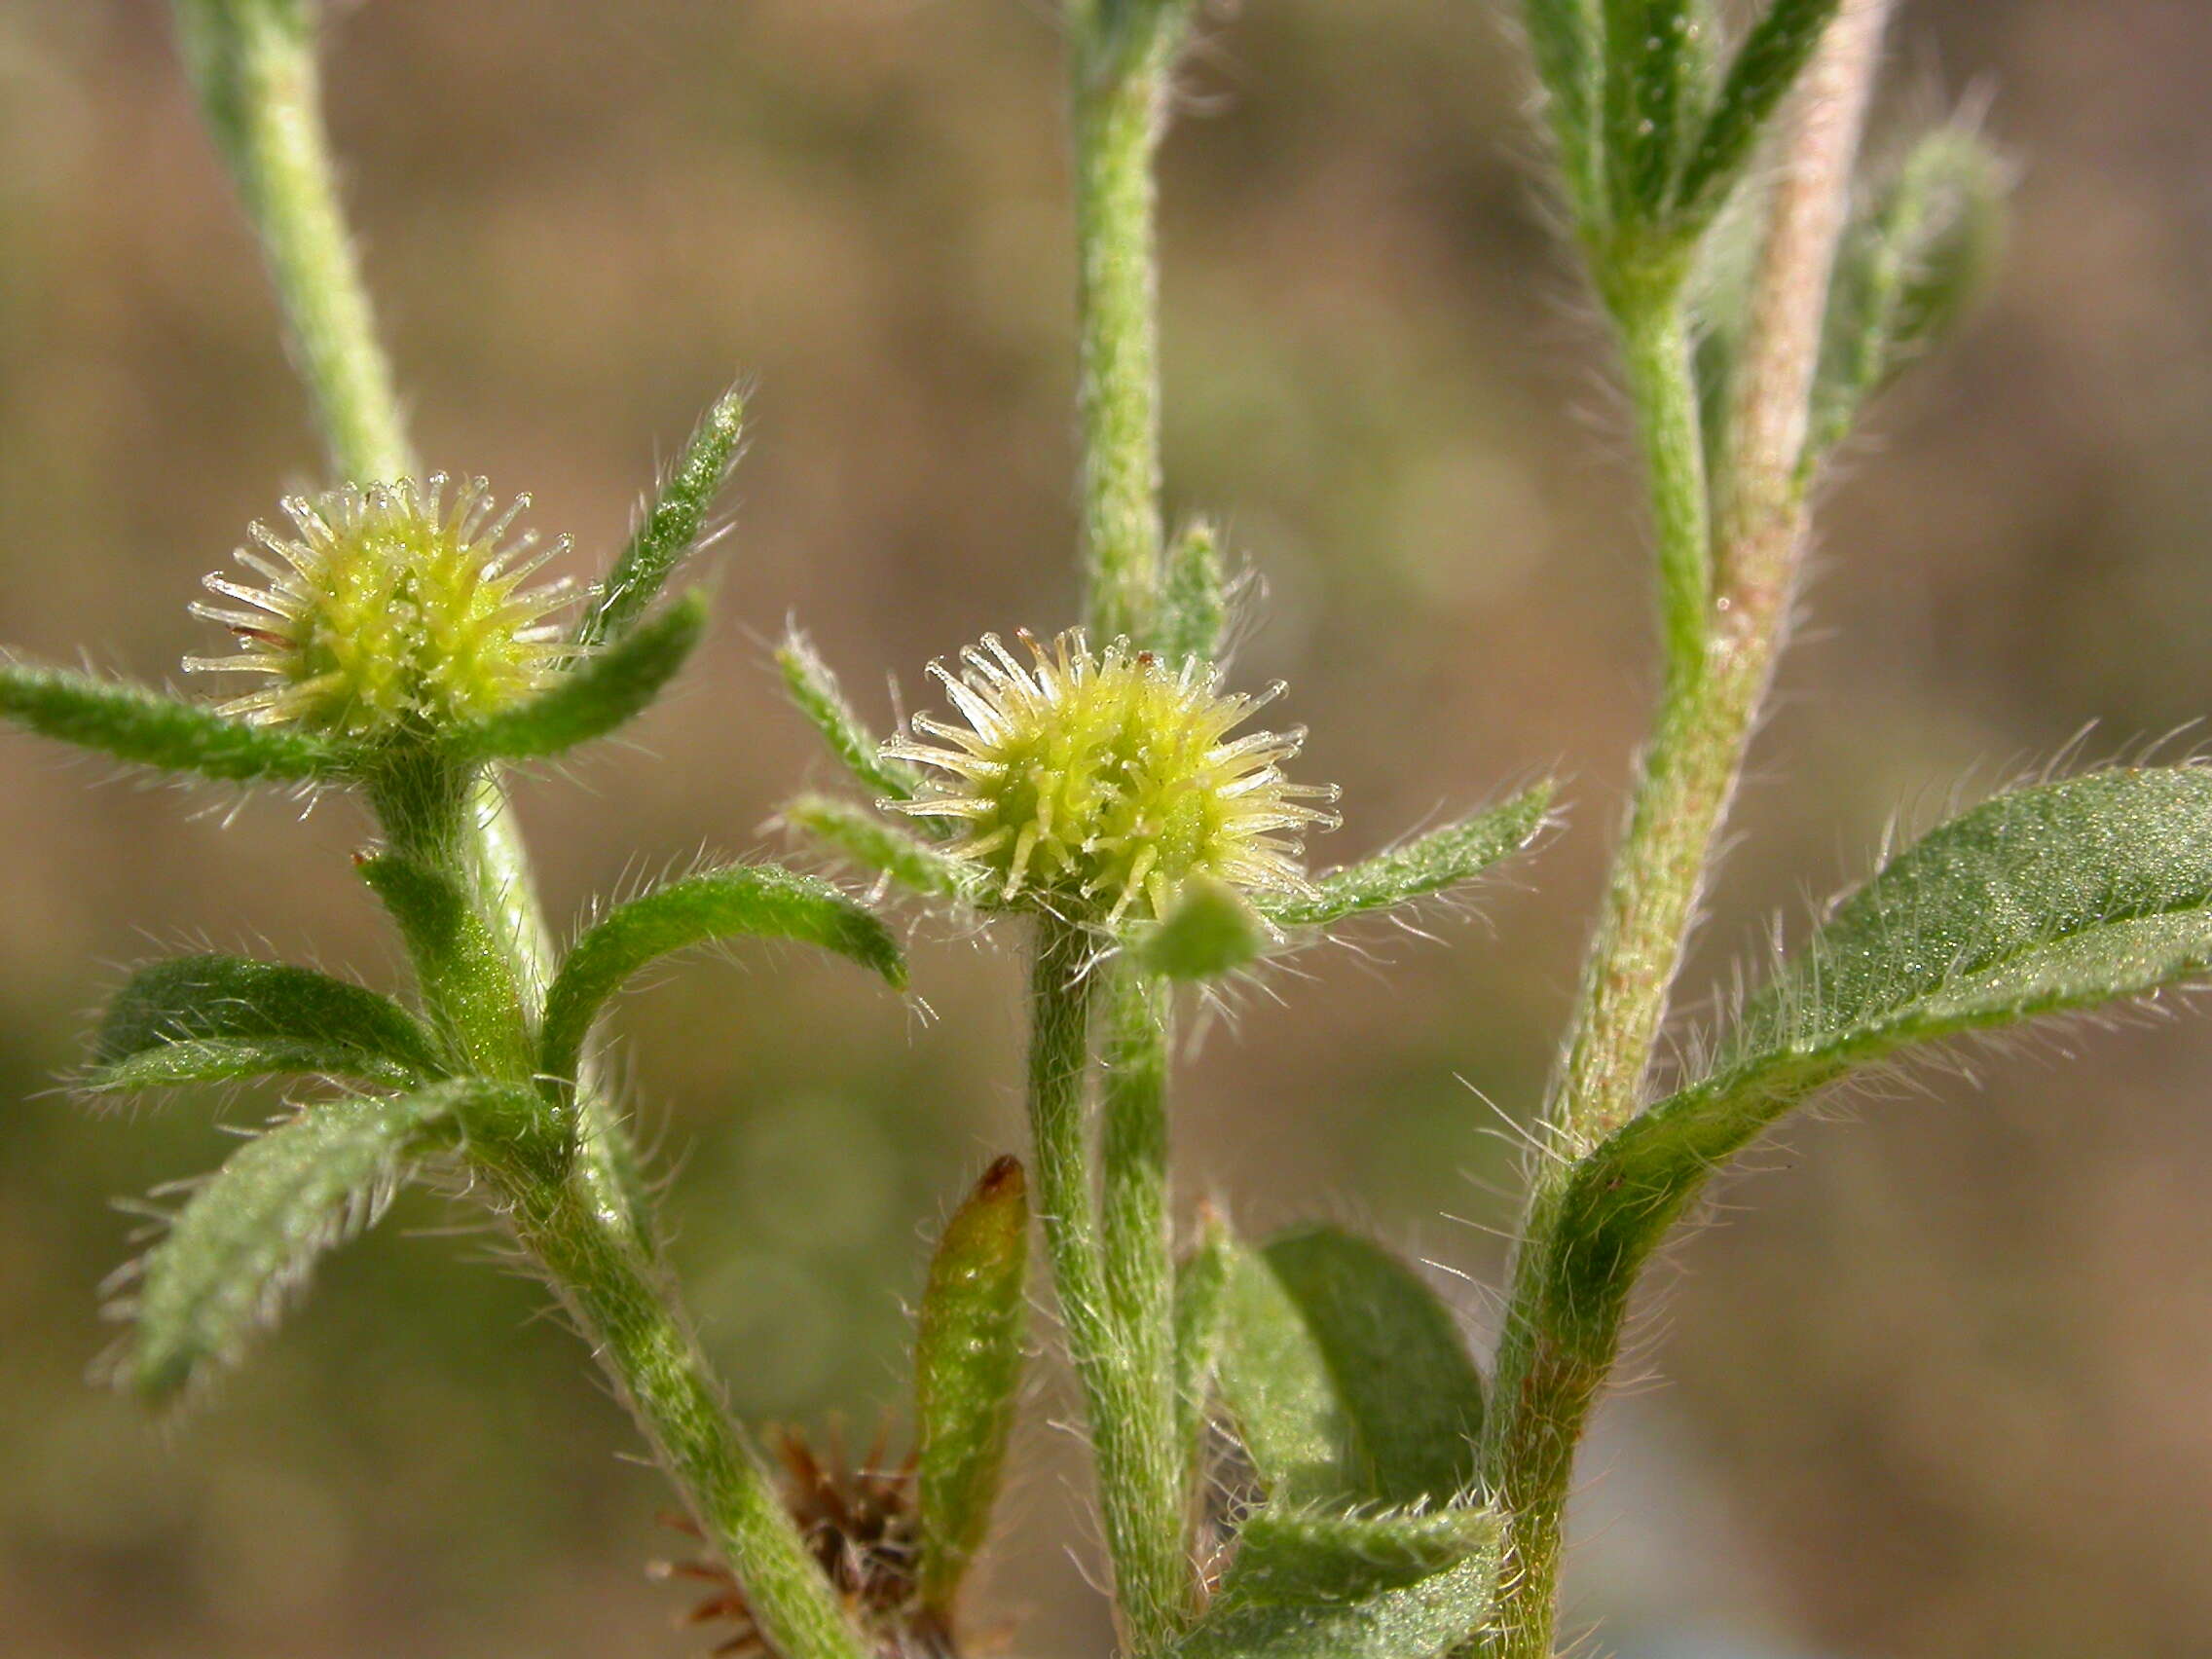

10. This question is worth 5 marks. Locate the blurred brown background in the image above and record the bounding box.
[3,1,2211,1655]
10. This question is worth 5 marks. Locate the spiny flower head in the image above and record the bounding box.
[185,475,574,739]
[883,629,1338,925]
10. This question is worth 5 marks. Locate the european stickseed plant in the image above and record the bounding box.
[1,2,2201,1657]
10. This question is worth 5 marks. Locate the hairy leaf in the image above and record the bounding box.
[1551,768,2212,1335]
[1159,517,1231,668]
[1172,1550,1499,1659]
[1223,1506,1503,1605]
[1813,127,2007,459]
[1130,879,1271,981]
[1261,783,1553,930]
[446,592,707,761]
[781,794,977,901]
[1520,0,1606,228]
[1217,1235,1351,1507]
[577,387,746,648]
[116,1080,510,1401]
[915,1156,1030,1613]
[1604,0,1703,218]
[1673,0,1846,233]
[777,632,924,803]
[0,660,346,783]
[1173,1203,1235,1471]
[92,956,441,1092]
[540,864,904,1085]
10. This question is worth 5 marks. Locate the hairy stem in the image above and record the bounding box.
[506,1170,868,1659]
[174,0,410,485]
[1484,8,1891,1654]
[1027,919,1190,1652]
[1073,34,1172,647]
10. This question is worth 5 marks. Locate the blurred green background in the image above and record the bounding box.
[3,1,2211,1655]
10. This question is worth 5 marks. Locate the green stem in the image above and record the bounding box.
[1026,918,1190,1652]
[505,1168,868,1659]
[1484,11,1890,1651]
[1098,959,1189,1647]
[174,0,410,485]
[1073,32,1172,647]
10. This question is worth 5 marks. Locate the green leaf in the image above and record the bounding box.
[1222,1506,1503,1606]
[445,592,707,761]
[1812,128,2007,459]
[1173,1202,1235,1470]
[1551,767,2212,1338]
[113,1079,511,1402]
[1171,1526,1501,1659]
[780,794,978,901]
[1158,517,1231,668]
[1604,0,1704,219]
[576,387,746,649]
[1217,1224,1486,1508]
[0,660,346,783]
[915,1156,1030,1613]
[539,864,905,1086]
[1261,783,1553,930]
[777,631,924,802]
[92,956,442,1093]
[357,855,533,1078]
[1130,879,1271,981]
[1520,0,1606,229]
[1673,0,1846,234]
[1257,1227,1486,1506]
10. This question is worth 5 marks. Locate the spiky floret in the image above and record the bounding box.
[185,476,574,739]
[882,629,1339,924]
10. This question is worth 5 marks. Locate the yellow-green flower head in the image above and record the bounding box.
[185,476,574,739]
[884,629,1340,924]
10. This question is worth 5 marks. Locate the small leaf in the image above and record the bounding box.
[1519,0,1606,229]
[1129,879,1271,981]
[357,855,533,1078]
[1672,0,1846,234]
[1261,783,1553,930]
[915,1155,1031,1614]
[1223,1506,1503,1605]
[0,660,347,783]
[1173,1202,1235,1471]
[446,592,707,761]
[1217,1235,1351,1508]
[577,387,746,649]
[1158,517,1231,668]
[116,1079,514,1401]
[92,956,442,1091]
[539,864,904,1086]
[1257,1227,1486,1506]
[1604,0,1703,219]
[1172,1539,1500,1659]
[777,631,924,802]
[1812,127,2007,459]
[781,794,978,901]
[1551,767,2212,1337]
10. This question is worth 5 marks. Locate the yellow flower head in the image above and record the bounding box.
[186,476,573,739]
[884,629,1338,924]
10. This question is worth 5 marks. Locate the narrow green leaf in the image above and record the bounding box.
[1520,0,1606,230]
[1604,0,1702,218]
[1173,1202,1235,1471]
[1172,1552,1500,1659]
[92,956,442,1090]
[1223,1506,1504,1606]
[915,1155,1030,1614]
[1673,0,1846,233]
[1552,767,2212,1337]
[781,794,977,901]
[357,855,533,1078]
[777,631,924,802]
[576,387,746,649]
[446,592,708,761]
[540,864,904,1086]
[1261,783,1553,930]
[1217,1235,1352,1508]
[1130,878,1271,981]
[1158,517,1231,668]
[114,1079,512,1401]
[1812,128,2007,459]
[0,660,345,782]
[1258,1227,1486,1506]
